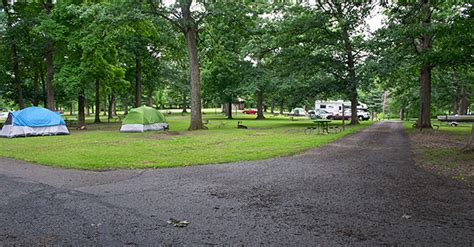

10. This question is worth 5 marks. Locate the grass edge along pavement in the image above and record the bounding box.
[403,121,474,186]
[0,114,371,170]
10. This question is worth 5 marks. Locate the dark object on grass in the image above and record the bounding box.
[237,121,248,129]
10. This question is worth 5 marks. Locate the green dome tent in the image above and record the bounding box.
[120,106,168,132]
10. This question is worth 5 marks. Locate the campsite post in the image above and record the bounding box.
[342,104,345,131]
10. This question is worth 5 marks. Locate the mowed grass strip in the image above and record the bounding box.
[0,113,370,170]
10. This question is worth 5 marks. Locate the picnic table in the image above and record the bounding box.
[305,119,335,135]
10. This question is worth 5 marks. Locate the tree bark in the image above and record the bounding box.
[45,40,55,110]
[40,66,47,108]
[400,107,405,120]
[108,93,115,119]
[227,99,233,119]
[103,94,107,116]
[256,88,265,120]
[270,99,275,114]
[415,0,433,129]
[94,79,101,123]
[33,68,40,106]
[147,89,153,107]
[78,90,86,129]
[135,54,142,108]
[181,1,203,130]
[2,0,25,109]
[280,100,284,114]
[417,65,432,128]
[457,86,468,115]
[124,98,129,115]
[181,81,187,113]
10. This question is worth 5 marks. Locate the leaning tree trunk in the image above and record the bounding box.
[135,54,142,108]
[94,79,101,123]
[184,26,203,130]
[78,90,86,129]
[256,88,265,120]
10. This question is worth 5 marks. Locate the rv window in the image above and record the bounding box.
[320,105,326,109]
[339,106,341,110]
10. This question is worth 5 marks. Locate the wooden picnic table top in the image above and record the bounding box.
[312,119,332,123]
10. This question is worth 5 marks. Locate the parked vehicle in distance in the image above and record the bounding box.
[242,109,257,114]
[309,109,332,119]
[327,113,350,120]
[290,108,307,116]
[353,109,370,120]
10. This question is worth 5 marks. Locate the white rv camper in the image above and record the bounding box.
[315,100,367,113]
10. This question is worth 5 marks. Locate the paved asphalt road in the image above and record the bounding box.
[0,121,473,245]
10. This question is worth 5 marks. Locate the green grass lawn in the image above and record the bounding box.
[0,113,371,170]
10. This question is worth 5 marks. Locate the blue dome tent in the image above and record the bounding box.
[0,107,69,138]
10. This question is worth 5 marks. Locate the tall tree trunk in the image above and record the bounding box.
[124,98,129,115]
[33,68,39,106]
[147,89,153,107]
[343,34,358,125]
[45,40,55,110]
[3,0,25,109]
[417,65,432,128]
[181,81,187,113]
[40,66,47,108]
[416,0,433,129]
[184,28,203,129]
[135,54,142,108]
[452,69,469,115]
[12,43,25,109]
[400,107,405,120]
[42,0,55,110]
[181,1,203,130]
[69,101,73,116]
[108,93,115,119]
[227,99,233,119]
[270,99,275,114]
[94,79,101,123]
[256,88,265,120]
[103,94,107,116]
[78,90,86,129]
